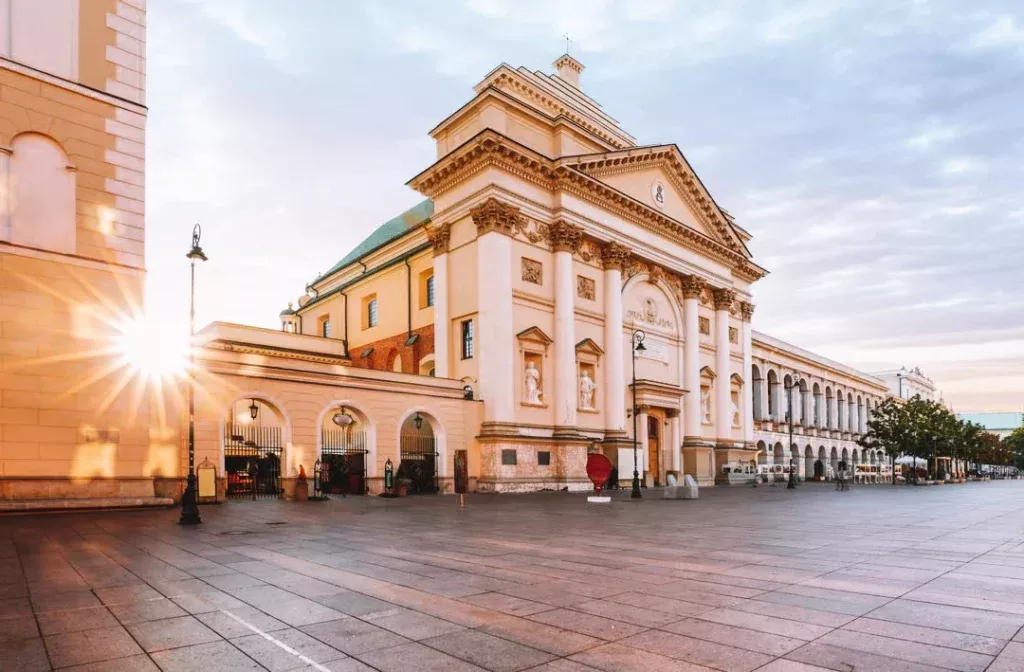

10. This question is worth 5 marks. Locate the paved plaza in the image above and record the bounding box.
[3,483,1024,671]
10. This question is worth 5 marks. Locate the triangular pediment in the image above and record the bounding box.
[516,326,553,347]
[565,146,749,255]
[575,338,604,356]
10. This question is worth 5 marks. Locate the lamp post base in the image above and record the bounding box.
[631,471,642,499]
[178,472,202,525]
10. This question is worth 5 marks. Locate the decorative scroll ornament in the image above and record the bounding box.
[648,265,665,287]
[680,274,707,299]
[548,220,584,253]
[576,239,602,263]
[471,197,524,237]
[427,223,451,256]
[712,287,737,311]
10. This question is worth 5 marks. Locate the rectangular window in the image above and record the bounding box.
[426,275,435,307]
[367,298,378,328]
[320,318,331,338]
[461,319,474,359]
[501,449,517,465]
[537,451,551,466]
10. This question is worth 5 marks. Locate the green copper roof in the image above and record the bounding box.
[322,199,434,279]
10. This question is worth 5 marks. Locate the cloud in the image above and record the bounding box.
[144,0,1024,413]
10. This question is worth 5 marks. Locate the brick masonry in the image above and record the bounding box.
[348,324,435,374]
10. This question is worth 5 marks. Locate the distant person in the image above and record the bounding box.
[608,465,619,490]
[836,460,847,491]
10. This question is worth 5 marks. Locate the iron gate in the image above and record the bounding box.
[224,424,283,499]
[316,430,367,496]
[399,435,439,494]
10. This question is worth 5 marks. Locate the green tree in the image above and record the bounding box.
[858,397,913,485]
[1003,417,1024,471]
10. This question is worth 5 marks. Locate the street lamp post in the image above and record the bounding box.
[631,330,646,499]
[786,376,800,490]
[179,224,207,526]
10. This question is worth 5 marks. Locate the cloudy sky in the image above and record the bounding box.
[145,0,1023,413]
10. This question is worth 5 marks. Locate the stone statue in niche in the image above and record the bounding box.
[701,387,712,424]
[579,370,597,410]
[524,360,542,405]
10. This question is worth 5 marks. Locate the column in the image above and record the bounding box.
[550,220,583,432]
[802,384,812,429]
[740,302,755,444]
[429,223,451,378]
[602,243,629,433]
[713,288,736,442]
[668,409,681,473]
[681,275,704,442]
[0,146,10,241]
[471,199,516,422]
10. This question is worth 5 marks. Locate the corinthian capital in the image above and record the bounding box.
[471,197,524,237]
[740,301,755,322]
[600,241,631,272]
[548,220,584,253]
[712,287,737,311]
[427,223,451,256]
[680,274,707,299]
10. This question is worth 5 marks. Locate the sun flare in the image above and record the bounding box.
[114,314,189,383]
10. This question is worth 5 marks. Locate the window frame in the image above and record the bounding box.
[461,319,474,360]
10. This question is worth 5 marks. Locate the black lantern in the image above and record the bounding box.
[413,413,423,430]
[249,399,259,421]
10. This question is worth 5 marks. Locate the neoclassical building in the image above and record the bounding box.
[0,28,911,505]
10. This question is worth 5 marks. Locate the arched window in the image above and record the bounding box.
[9,133,75,253]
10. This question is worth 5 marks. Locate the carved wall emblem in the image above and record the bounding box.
[699,316,711,336]
[729,327,738,344]
[651,180,666,209]
[643,297,658,322]
[577,275,595,301]
[521,258,542,285]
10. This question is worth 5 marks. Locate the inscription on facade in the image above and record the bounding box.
[521,258,542,285]
[626,296,673,329]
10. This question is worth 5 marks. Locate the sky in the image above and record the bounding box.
[144,0,1024,413]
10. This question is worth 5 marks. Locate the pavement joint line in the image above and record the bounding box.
[220,608,333,672]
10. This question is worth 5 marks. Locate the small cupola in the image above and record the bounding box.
[553,53,584,89]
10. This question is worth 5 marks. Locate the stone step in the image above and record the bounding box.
[0,497,174,512]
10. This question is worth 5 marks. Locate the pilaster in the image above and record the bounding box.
[681,274,704,446]
[713,287,735,445]
[740,301,754,444]
[602,242,629,435]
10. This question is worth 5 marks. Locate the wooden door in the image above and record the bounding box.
[647,416,660,486]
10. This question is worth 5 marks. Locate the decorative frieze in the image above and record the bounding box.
[576,275,595,300]
[740,301,755,322]
[548,220,584,253]
[699,316,711,336]
[712,287,737,311]
[729,327,738,344]
[427,223,451,256]
[471,197,524,237]
[521,258,542,285]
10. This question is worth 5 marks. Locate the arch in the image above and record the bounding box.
[852,448,859,465]
[9,132,75,252]
[621,272,685,343]
[418,354,436,376]
[790,443,800,478]
[847,392,855,432]
[751,364,764,419]
[756,440,768,466]
[766,369,779,420]
[315,400,378,477]
[836,389,845,431]
[220,391,292,474]
[396,406,449,484]
[773,441,785,465]
[804,445,815,480]
[829,446,839,472]
[386,349,402,373]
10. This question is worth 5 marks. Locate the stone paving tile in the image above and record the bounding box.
[756,661,834,672]
[662,617,806,657]
[606,592,714,618]
[231,627,348,671]
[866,598,1024,638]
[729,598,854,628]
[690,607,832,641]
[94,583,165,605]
[43,624,144,668]
[422,629,556,672]
[150,639,266,671]
[569,641,717,672]
[784,641,949,672]
[527,660,602,672]
[110,596,190,625]
[480,615,603,656]
[127,614,223,652]
[30,589,102,613]
[37,605,121,636]
[570,599,683,628]
[60,653,162,671]
[0,637,50,671]
[815,629,994,671]
[313,590,402,616]
[301,617,409,654]
[460,591,556,616]
[197,605,292,638]
[364,606,466,639]
[843,616,1007,655]
[620,629,772,672]
[356,641,489,671]
[527,608,649,641]
[234,585,347,626]
[0,614,40,642]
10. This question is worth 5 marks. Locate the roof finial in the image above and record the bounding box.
[562,32,571,55]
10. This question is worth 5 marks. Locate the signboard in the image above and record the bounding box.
[637,337,669,362]
[197,458,217,499]
[454,450,468,494]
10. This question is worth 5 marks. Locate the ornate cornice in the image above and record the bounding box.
[407,131,768,282]
[548,220,584,253]
[740,301,755,322]
[600,241,631,272]
[680,274,707,299]
[427,223,451,256]
[207,340,350,366]
[713,287,737,311]
[470,197,524,237]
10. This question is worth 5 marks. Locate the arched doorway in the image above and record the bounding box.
[756,440,768,467]
[830,447,839,474]
[399,411,439,494]
[317,405,369,496]
[647,415,662,486]
[804,446,814,480]
[223,397,286,499]
[816,445,826,479]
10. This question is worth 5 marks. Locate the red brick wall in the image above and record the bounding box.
[348,324,435,374]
